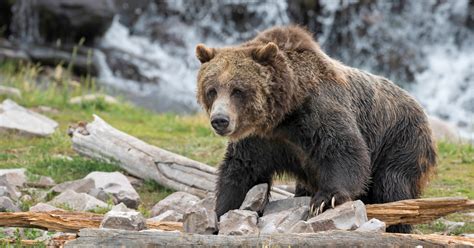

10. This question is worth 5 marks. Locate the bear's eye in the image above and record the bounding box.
[207,88,217,100]
[231,88,245,98]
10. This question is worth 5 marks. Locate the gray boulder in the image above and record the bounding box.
[289,200,368,233]
[85,171,140,209]
[264,197,311,216]
[49,190,108,211]
[356,218,386,232]
[151,191,200,218]
[0,99,58,137]
[218,210,259,236]
[259,206,309,234]
[100,203,146,231]
[0,196,20,212]
[183,196,218,234]
[0,176,21,200]
[51,178,95,194]
[239,183,268,212]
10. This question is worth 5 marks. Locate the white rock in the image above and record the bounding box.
[69,94,118,105]
[259,206,309,234]
[85,171,140,209]
[218,210,259,236]
[30,203,62,212]
[49,190,108,211]
[356,218,386,232]
[151,191,200,217]
[51,178,95,194]
[100,206,146,231]
[0,86,21,98]
[0,99,58,136]
[0,168,26,188]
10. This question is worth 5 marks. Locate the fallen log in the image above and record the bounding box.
[68,115,293,199]
[0,211,183,233]
[64,228,474,247]
[367,196,474,225]
[1,197,472,233]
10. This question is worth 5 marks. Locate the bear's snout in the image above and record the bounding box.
[211,114,230,134]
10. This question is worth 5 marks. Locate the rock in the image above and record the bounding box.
[69,94,118,105]
[49,190,108,211]
[0,86,21,98]
[439,218,465,233]
[149,210,182,222]
[32,106,60,115]
[461,233,474,238]
[356,218,386,232]
[30,203,62,212]
[36,176,55,186]
[51,178,95,194]
[274,184,296,194]
[151,191,200,218]
[263,197,311,216]
[428,116,462,143]
[11,0,116,45]
[21,188,48,202]
[259,206,309,234]
[88,188,113,203]
[0,176,21,200]
[290,200,368,233]
[85,171,140,209]
[0,99,58,137]
[100,204,146,231]
[125,175,143,188]
[20,194,32,202]
[183,196,218,234]
[0,196,20,212]
[218,210,259,236]
[239,183,268,212]
[0,168,26,187]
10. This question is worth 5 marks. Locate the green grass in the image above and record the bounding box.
[0,61,473,236]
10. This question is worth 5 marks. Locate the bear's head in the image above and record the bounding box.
[195,42,295,141]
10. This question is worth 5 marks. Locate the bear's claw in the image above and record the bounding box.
[331,196,336,208]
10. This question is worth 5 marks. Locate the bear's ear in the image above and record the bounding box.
[195,44,215,63]
[253,42,279,63]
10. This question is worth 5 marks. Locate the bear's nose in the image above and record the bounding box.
[211,115,230,132]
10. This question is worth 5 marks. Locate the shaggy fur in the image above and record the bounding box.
[195,26,437,233]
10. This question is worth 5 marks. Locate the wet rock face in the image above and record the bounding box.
[11,0,116,45]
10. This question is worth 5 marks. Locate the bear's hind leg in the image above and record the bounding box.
[369,127,436,233]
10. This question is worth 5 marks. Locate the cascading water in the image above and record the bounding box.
[29,0,471,139]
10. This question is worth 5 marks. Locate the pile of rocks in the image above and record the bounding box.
[147,183,387,236]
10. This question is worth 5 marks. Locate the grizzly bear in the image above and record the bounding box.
[195,26,436,233]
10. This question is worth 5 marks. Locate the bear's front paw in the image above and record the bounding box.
[309,191,351,216]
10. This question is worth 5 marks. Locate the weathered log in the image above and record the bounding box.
[68,115,293,199]
[366,196,474,225]
[64,228,474,247]
[0,211,183,233]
